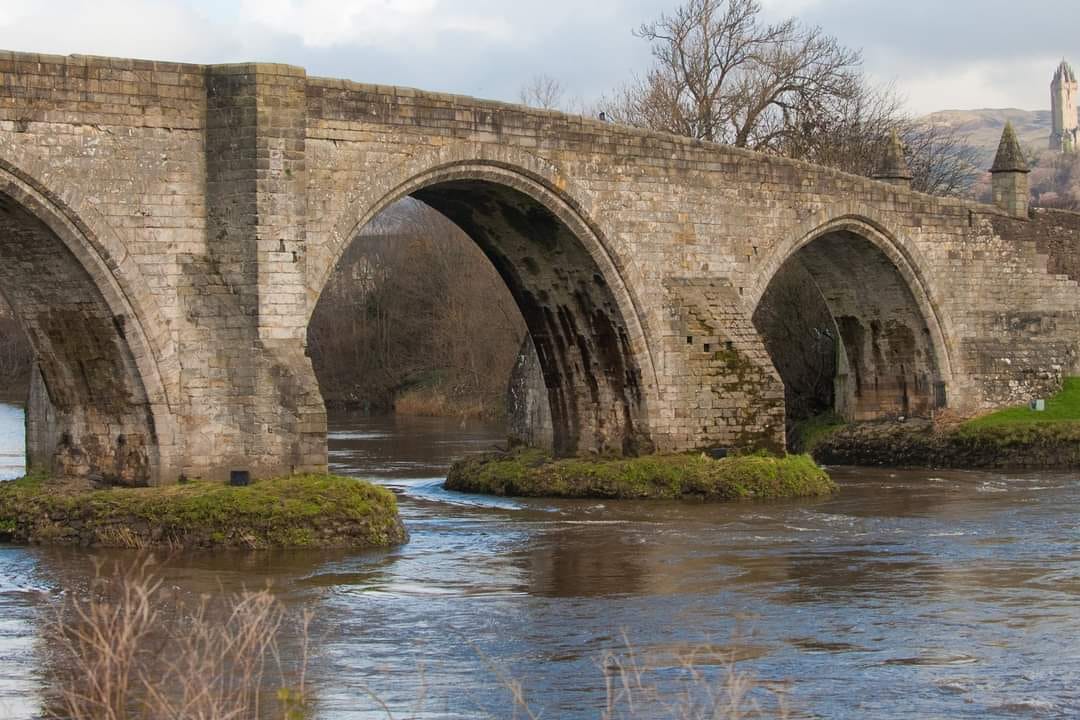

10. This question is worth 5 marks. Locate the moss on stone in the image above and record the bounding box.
[445,449,836,501]
[791,412,847,453]
[0,473,407,549]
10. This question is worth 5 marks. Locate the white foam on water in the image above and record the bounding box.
[992,698,1057,714]
[384,477,532,511]
[556,520,636,526]
[327,431,391,440]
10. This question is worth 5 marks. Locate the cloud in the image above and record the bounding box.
[880,57,1062,114]
[0,0,246,62]
[235,0,516,50]
[0,0,1072,114]
[793,0,1080,111]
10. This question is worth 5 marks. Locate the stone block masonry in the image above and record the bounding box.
[0,50,1078,484]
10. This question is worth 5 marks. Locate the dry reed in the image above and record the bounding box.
[470,632,789,720]
[44,557,310,720]
[393,388,490,421]
[594,633,790,720]
[41,561,788,720]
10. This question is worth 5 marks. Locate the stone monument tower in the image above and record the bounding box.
[1050,59,1078,153]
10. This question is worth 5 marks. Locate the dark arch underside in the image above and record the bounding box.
[399,180,649,455]
[755,229,941,424]
[0,191,155,484]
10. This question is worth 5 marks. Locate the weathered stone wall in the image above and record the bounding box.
[0,50,1078,480]
[0,55,329,482]
[25,364,57,474]
[0,52,206,483]
[201,64,326,479]
[300,77,1080,449]
[1022,209,1080,281]
[506,335,554,450]
[790,229,939,421]
[662,279,785,451]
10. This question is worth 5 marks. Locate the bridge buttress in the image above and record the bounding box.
[198,63,326,480]
[658,279,785,453]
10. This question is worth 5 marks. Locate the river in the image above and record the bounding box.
[1,407,1078,718]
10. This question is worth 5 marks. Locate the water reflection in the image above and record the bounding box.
[0,408,1078,718]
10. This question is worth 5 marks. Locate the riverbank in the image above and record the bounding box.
[321,386,504,421]
[801,379,1080,469]
[445,449,836,500]
[806,419,1080,469]
[0,473,407,549]
[393,387,499,420]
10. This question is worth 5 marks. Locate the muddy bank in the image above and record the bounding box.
[808,419,1080,469]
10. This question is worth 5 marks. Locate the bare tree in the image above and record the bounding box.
[902,120,982,197]
[601,0,860,149]
[781,82,981,197]
[1031,152,1080,210]
[601,0,979,197]
[752,260,836,425]
[307,199,526,419]
[519,74,566,110]
[518,74,598,117]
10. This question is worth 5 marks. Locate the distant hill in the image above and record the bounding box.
[923,108,1067,167]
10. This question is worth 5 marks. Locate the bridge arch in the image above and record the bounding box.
[0,160,178,485]
[312,144,658,456]
[751,215,954,424]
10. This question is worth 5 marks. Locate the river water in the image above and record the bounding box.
[1,407,1079,718]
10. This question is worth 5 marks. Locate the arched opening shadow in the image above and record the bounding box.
[311,178,650,457]
[0,191,157,484]
[753,228,944,437]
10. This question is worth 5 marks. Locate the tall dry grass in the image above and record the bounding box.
[594,634,790,720]
[392,388,491,421]
[41,561,789,720]
[471,632,790,720]
[44,558,310,720]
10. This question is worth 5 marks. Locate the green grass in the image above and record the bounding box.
[802,379,1080,468]
[445,449,836,501]
[962,377,1080,430]
[0,473,407,549]
[791,412,847,452]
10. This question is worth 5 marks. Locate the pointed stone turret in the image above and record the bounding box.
[1055,59,1077,85]
[992,122,1029,173]
[873,129,912,188]
[990,122,1031,217]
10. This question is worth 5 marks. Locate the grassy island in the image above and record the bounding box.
[0,473,407,549]
[445,449,836,501]
[800,378,1080,469]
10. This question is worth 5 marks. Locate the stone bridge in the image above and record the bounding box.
[1,50,1079,485]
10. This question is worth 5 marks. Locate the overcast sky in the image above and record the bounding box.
[0,0,1074,114]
